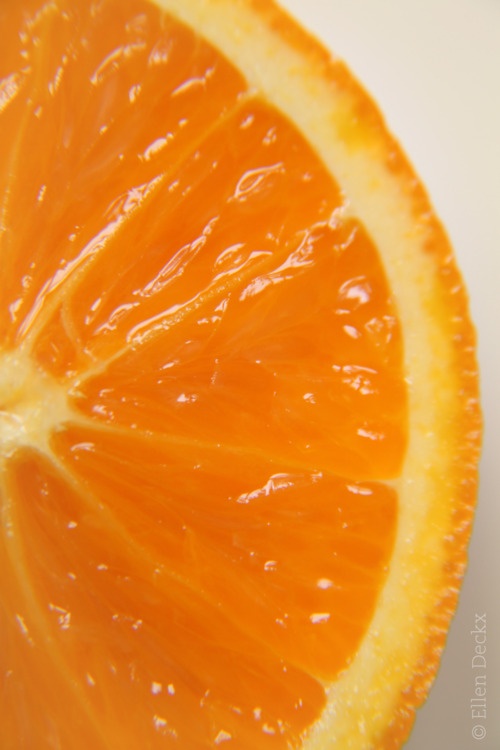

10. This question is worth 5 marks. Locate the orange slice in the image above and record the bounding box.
[0,0,481,748]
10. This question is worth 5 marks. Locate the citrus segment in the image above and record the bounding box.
[1,0,247,347]
[66,211,406,481]
[3,437,395,747]
[30,98,344,372]
[0,0,480,749]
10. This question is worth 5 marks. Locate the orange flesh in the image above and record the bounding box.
[0,1,405,747]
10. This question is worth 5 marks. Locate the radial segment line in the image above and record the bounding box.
[65,207,334,393]
[54,408,398,487]
[17,88,258,355]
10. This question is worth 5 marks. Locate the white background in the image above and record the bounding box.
[277,1,500,748]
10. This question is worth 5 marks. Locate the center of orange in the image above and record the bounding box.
[0,351,71,458]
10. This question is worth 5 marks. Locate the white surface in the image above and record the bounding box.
[277,1,500,748]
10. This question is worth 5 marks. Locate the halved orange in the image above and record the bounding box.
[0,0,481,748]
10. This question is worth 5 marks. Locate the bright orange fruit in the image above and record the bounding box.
[0,0,480,748]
